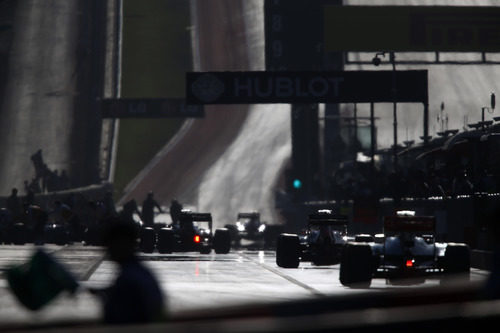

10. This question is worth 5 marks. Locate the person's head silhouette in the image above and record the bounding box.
[101,218,139,264]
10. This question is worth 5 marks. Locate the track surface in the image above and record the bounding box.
[0,244,488,327]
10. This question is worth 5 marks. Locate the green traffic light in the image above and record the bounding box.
[293,179,302,189]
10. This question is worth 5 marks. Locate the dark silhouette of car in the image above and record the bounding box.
[142,210,231,254]
[339,211,470,287]
[225,212,265,245]
[276,210,351,268]
[225,211,284,249]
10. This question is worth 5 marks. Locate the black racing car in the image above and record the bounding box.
[339,211,471,287]
[276,210,352,268]
[225,212,266,245]
[225,212,284,249]
[140,210,231,254]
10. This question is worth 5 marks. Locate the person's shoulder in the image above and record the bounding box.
[118,262,162,295]
[121,261,156,280]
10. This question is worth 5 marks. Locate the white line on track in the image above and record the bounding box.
[239,252,324,296]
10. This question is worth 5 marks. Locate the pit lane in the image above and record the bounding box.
[0,244,488,328]
[91,249,488,314]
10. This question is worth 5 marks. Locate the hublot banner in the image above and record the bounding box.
[186,70,428,105]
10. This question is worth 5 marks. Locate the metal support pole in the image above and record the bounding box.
[391,52,398,171]
[370,102,375,173]
[424,102,429,146]
[354,103,358,139]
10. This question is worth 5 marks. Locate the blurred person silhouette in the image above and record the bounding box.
[452,169,474,196]
[46,169,60,192]
[119,199,141,225]
[30,149,45,180]
[6,188,23,223]
[59,170,70,190]
[102,191,117,219]
[40,163,50,192]
[169,199,183,225]
[427,172,445,197]
[0,208,12,242]
[50,200,72,225]
[90,217,165,324]
[23,180,30,196]
[23,188,35,210]
[26,177,42,194]
[82,200,103,245]
[477,168,496,193]
[408,169,429,198]
[26,205,48,245]
[141,191,163,227]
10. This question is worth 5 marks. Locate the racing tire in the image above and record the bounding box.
[11,223,27,245]
[51,225,69,246]
[157,228,175,254]
[44,224,68,245]
[276,234,300,268]
[339,242,373,288]
[443,243,470,280]
[140,227,156,253]
[264,224,284,249]
[213,228,231,254]
[83,226,100,246]
[224,224,240,247]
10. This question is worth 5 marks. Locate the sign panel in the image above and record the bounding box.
[325,6,500,52]
[186,70,428,105]
[100,98,204,118]
[265,0,341,71]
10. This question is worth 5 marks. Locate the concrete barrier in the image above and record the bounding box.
[1,182,113,211]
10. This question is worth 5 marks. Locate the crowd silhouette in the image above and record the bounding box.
[27,149,71,194]
[0,182,176,248]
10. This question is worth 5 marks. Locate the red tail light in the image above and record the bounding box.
[194,235,201,243]
[406,259,414,267]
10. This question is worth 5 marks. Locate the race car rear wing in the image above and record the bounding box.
[185,212,213,222]
[383,216,436,234]
[237,212,260,219]
[179,212,214,232]
[308,213,348,226]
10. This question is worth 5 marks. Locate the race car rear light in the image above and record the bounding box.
[406,259,414,267]
[194,235,201,243]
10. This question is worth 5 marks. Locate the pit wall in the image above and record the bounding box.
[1,182,113,212]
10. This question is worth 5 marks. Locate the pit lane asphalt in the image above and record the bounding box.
[0,244,488,328]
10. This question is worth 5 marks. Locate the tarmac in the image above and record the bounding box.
[0,243,489,330]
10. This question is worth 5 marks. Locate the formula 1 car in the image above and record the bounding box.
[339,211,471,287]
[276,210,352,268]
[225,212,266,245]
[225,212,284,249]
[142,210,231,254]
